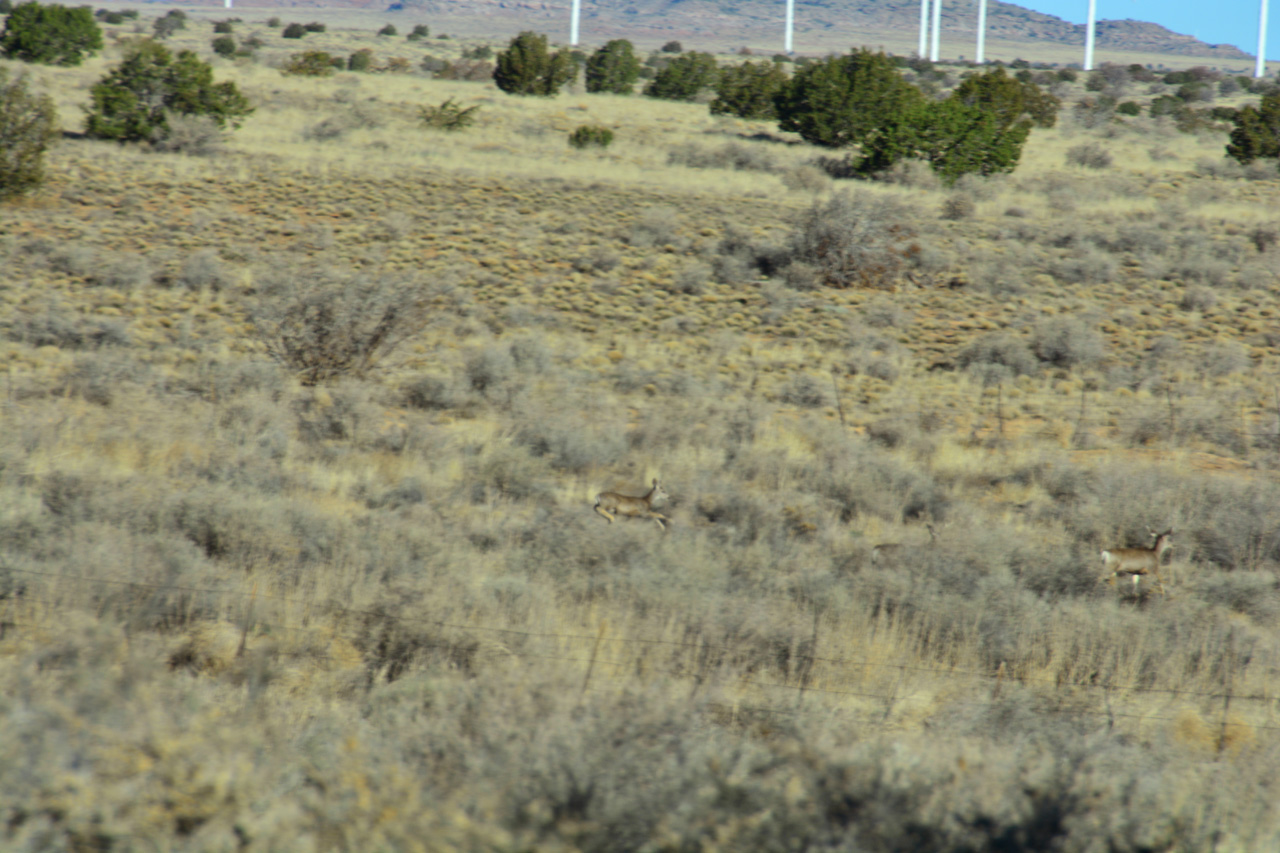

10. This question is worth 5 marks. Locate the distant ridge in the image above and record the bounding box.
[409,0,1252,59]
[190,0,1254,61]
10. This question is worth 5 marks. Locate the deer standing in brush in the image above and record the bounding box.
[1102,528,1174,594]
[593,479,670,530]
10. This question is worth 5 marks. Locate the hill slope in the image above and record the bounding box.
[372,0,1251,59]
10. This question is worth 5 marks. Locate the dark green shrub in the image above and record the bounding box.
[152,9,185,39]
[1116,100,1141,116]
[84,40,253,143]
[660,40,682,53]
[0,66,59,201]
[347,48,373,72]
[494,31,574,96]
[568,124,612,148]
[282,50,338,77]
[462,44,492,60]
[584,39,640,94]
[421,97,479,130]
[378,24,397,36]
[281,22,306,39]
[858,98,1031,184]
[303,21,325,32]
[1226,92,1280,164]
[950,67,1058,129]
[211,35,236,57]
[213,20,234,34]
[0,1,102,65]
[266,16,280,27]
[710,59,787,120]
[407,24,429,41]
[774,49,922,148]
[643,51,718,101]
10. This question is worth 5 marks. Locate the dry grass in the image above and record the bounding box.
[4,13,1280,851]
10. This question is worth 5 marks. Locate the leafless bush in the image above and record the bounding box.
[152,113,225,156]
[174,248,234,291]
[3,298,130,350]
[779,164,830,192]
[666,141,777,172]
[90,251,152,290]
[956,332,1037,380]
[1030,316,1104,369]
[628,206,682,248]
[788,191,918,289]
[1065,142,1113,169]
[940,194,975,220]
[250,267,430,385]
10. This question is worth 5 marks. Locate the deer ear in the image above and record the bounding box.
[652,478,658,487]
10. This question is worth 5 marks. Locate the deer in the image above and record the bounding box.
[593,479,670,530]
[1102,528,1174,594]
[871,523,937,566]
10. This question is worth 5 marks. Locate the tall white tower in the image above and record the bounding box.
[570,0,580,46]
[785,0,795,54]
[919,0,930,58]
[975,0,987,64]
[930,0,941,61]
[1257,0,1270,78]
[1084,0,1097,71]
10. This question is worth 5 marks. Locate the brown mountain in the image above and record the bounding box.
[220,0,1254,60]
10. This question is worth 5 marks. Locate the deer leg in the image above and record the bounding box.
[594,506,615,524]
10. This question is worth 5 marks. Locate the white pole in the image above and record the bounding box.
[1257,0,1270,78]
[930,0,941,61]
[570,0,580,46]
[785,0,795,54]
[1084,0,1097,71]
[976,0,987,63]
[919,0,930,58]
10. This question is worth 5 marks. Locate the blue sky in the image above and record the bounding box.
[1019,1,1270,57]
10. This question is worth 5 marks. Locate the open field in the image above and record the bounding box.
[5,10,1280,851]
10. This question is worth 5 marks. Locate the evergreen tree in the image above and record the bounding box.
[773,49,922,148]
[0,1,102,66]
[584,39,640,95]
[857,98,1030,184]
[84,40,253,142]
[950,66,1059,130]
[643,51,718,101]
[1226,92,1280,164]
[710,60,787,120]
[493,31,574,96]
[0,66,59,200]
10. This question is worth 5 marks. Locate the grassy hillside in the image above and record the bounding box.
[4,15,1280,852]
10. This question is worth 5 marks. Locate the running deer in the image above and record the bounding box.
[1102,528,1174,594]
[593,479,670,530]
[871,523,937,565]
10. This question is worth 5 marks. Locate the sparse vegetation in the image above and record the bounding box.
[568,123,613,148]
[420,97,479,130]
[4,15,1280,851]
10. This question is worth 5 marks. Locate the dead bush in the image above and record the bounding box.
[788,191,918,289]
[250,267,430,385]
